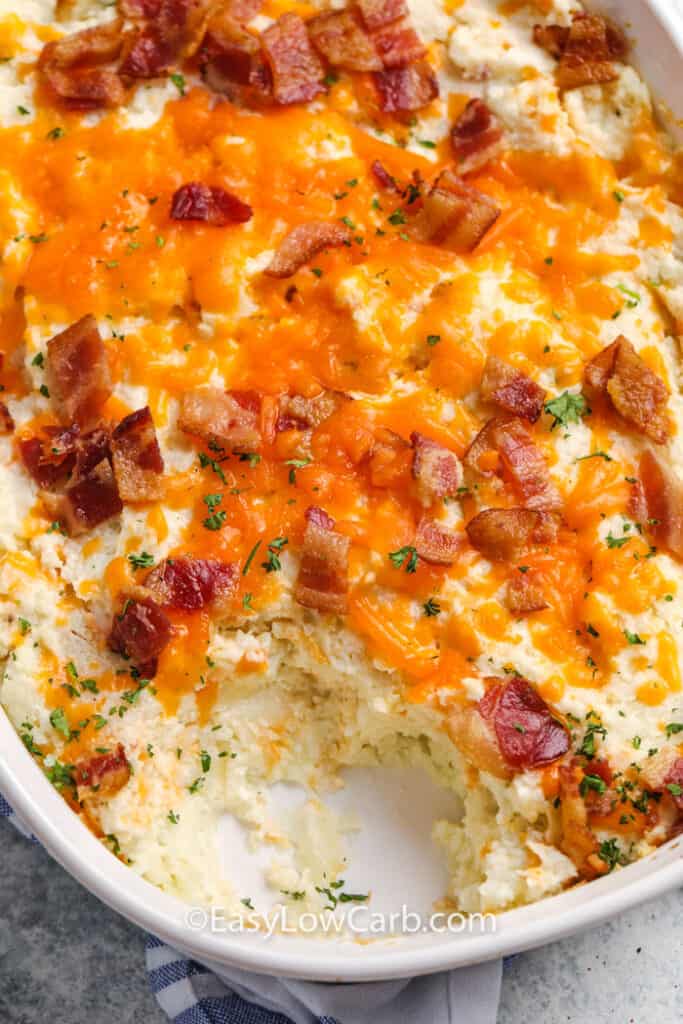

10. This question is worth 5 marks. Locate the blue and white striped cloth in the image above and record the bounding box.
[1,794,502,1023]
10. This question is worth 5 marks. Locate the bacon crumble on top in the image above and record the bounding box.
[144,556,239,613]
[584,335,669,444]
[40,19,127,109]
[373,62,439,113]
[295,506,350,614]
[265,222,352,278]
[308,10,382,72]
[357,0,407,31]
[46,315,113,428]
[42,458,124,536]
[108,595,173,676]
[450,98,503,175]
[74,743,131,799]
[407,170,500,251]
[633,450,683,559]
[465,416,561,511]
[505,569,548,615]
[480,355,546,424]
[178,386,261,451]
[111,406,165,502]
[414,517,462,566]
[466,508,559,562]
[479,677,569,770]
[170,182,253,226]
[0,401,14,434]
[411,431,463,505]
[534,11,627,91]
[261,13,325,105]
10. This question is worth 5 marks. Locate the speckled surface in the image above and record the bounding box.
[1,818,681,1023]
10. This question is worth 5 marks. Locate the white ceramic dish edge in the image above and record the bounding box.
[2,0,683,982]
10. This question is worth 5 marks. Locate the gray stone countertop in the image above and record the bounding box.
[1,818,681,1023]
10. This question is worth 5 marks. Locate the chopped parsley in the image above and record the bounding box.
[426,334,441,346]
[261,537,288,573]
[198,451,227,485]
[242,592,253,611]
[616,283,640,308]
[202,493,226,531]
[598,837,626,871]
[423,597,441,617]
[47,126,65,140]
[613,190,625,203]
[188,776,205,795]
[579,773,607,797]
[389,545,418,574]
[242,540,261,576]
[170,72,186,95]
[607,532,631,549]
[315,879,369,911]
[544,391,587,430]
[665,722,683,738]
[667,782,683,797]
[200,750,212,774]
[18,617,31,635]
[285,456,312,484]
[31,351,44,367]
[576,451,612,462]
[578,718,606,759]
[128,551,155,570]
[49,707,71,740]
[388,209,407,225]
[624,629,645,645]
[168,810,180,824]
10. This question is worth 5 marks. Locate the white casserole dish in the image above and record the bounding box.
[2,0,683,984]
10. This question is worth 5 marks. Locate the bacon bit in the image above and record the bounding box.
[295,510,350,614]
[584,335,669,444]
[111,406,164,502]
[74,744,131,798]
[480,677,569,770]
[145,556,239,613]
[20,436,71,490]
[261,13,325,105]
[221,0,264,23]
[558,761,603,879]
[20,425,110,490]
[178,386,261,451]
[40,19,127,109]
[371,20,425,69]
[357,0,407,31]
[276,390,346,432]
[536,12,627,91]
[265,221,351,278]
[108,596,173,673]
[42,459,123,535]
[370,159,400,193]
[374,61,438,113]
[201,18,272,106]
[447,701,512,780]
[463,415,505,477]
[466,508,558,562]
[120,29,174,78]
[635,450,683,559]
[408,171,500,252]
[46,315,112,428]
[480,355,546,423]
[305,505,336,530]
[170,182,253,226]
[308,10,381,71]
[0,402,14,434]
[120,0,162,14]
[414,517,462,566]
[411,431,463,505]
[495,417,562,511]
[40,19,125,69]
[450,98,503,175]
[505,570,548,615]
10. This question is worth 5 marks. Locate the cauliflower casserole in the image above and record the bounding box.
[2,0,683,924]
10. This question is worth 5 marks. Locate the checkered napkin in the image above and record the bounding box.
[1,794,502,1023]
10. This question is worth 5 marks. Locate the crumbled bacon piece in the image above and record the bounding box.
[357,0,407,31]
[305,505,336,530]
[466,508,558,562]
[465,416,561,511]
[480,676,569,770]
[535,12,627,91]
[265,221,351,278]
[480,356,545,424]
[261,13,325,105]
[179,386,261,451]
[0,401,14,434]
[447,700,511,780]
[295,508,350,613]
[221,0,263,23]
[20,436,71,490]
[584,335,669,444]
[373,61,438,113]
[414,517,461,566]
[120,29,174,78]
[411,431,463,505]
[171,182,253,226]
[408,171,500,251]
[505,570,548,615]
[558,761,603,879]
[451,98,503,175]
[111,406,164,502]
[108,596,173,672]
[371,20,424,69]
[40,19,127,109]
[42,459,123,535]
[145,556,239,613]
[122,0,213,77]
[635,450,683,559]
[276,390,346,432]
[201,10,271,104]
[74,744,131,798]
[46,315,112,428]
[495,417,562,511]
[370,159,400,193]
[366,427,412,488]
[120,0,161,14]
[308,10,381,71]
